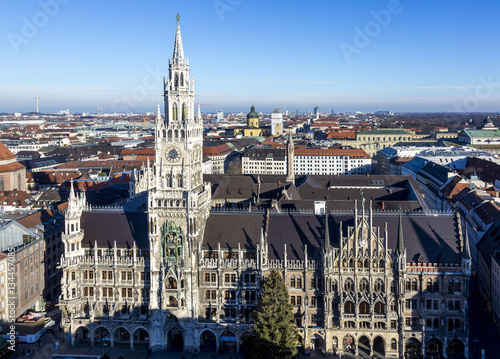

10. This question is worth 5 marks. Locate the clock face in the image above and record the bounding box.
[166,146,181,162]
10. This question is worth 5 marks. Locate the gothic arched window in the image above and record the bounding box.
[374,279,384,292]
[344,278,354,291]
[172,103,178,122]
[374,302,385,314]
[359,279,369,292]
[180,73,184,87]
[359,301,369,314]
[182,103,187,121]
[433,279,439,292]
[426,279,433,292]
[411,278,418,291]
[344,301,354,314]
[174,74,178,87]
[290,275,296,288]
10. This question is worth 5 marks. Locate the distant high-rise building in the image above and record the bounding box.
[271,107,283,136]
[217,110,224,122]
[314,106,319,120]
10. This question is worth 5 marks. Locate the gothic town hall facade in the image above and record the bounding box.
[59,17,470,359]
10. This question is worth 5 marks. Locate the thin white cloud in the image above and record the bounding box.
[416,85,473,90]
[308,81,336,84]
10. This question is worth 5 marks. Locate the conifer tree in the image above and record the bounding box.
[251,270,298,359]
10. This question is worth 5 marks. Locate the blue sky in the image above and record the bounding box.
[1,0,499,114]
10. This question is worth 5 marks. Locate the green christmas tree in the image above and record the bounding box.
[251,270,298,359]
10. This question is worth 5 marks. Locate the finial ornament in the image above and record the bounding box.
[176,14,180,23]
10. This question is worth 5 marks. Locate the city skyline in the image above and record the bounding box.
[1,0,499,114]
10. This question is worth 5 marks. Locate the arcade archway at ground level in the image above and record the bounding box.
[113,327,131,348]
[405,338,422,359]
[167,328,184,352]
[310,334,324,351]
[93,326,111,346]
[373,336,385,358]
[200,330,216,352]
[358,336,370,357]
[220,331,237,353]
[133,328,149,349]
[426,338,443,359]
[446,339,465,359]
[74,326,90,345]
[343,334,355,354]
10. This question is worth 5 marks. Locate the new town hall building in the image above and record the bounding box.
[59,17,470,358]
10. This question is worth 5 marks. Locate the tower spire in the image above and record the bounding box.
[173,14,185,63]
[324,209,330,250]
[462,223,471,260]
[69,178,75,200]
[156,101,161,121]
[396,211,404,254]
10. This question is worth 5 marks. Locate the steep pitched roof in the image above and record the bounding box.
[0,142,16,161]
[80,211,149,249]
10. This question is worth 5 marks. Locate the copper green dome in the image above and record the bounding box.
[484,115,493,124]
[247,105,259,119]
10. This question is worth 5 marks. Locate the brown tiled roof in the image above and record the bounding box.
[464,157,500,184]
[474,202,500,225]
[0,142,16,161]
[121,148,155,156]
[26,171,85,185]
[0,191,32,208]
[0,161,25,174]
[55,160,144,170]
[327,131,356,140]
[16,208,64,235]
[203,144,232,157]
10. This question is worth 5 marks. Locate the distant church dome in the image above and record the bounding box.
[484,115,493,124]
[247,105,259,119]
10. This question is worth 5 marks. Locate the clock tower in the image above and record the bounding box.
[147,15,211,351]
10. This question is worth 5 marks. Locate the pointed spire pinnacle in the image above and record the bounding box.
[69,178,75,200]
[173,14,185,63]
[156,101,161,121]
[324,210,330,249]
[462,223,471,259]
[397,211,404,254]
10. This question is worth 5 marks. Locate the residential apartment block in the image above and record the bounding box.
[242,146,371,176]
